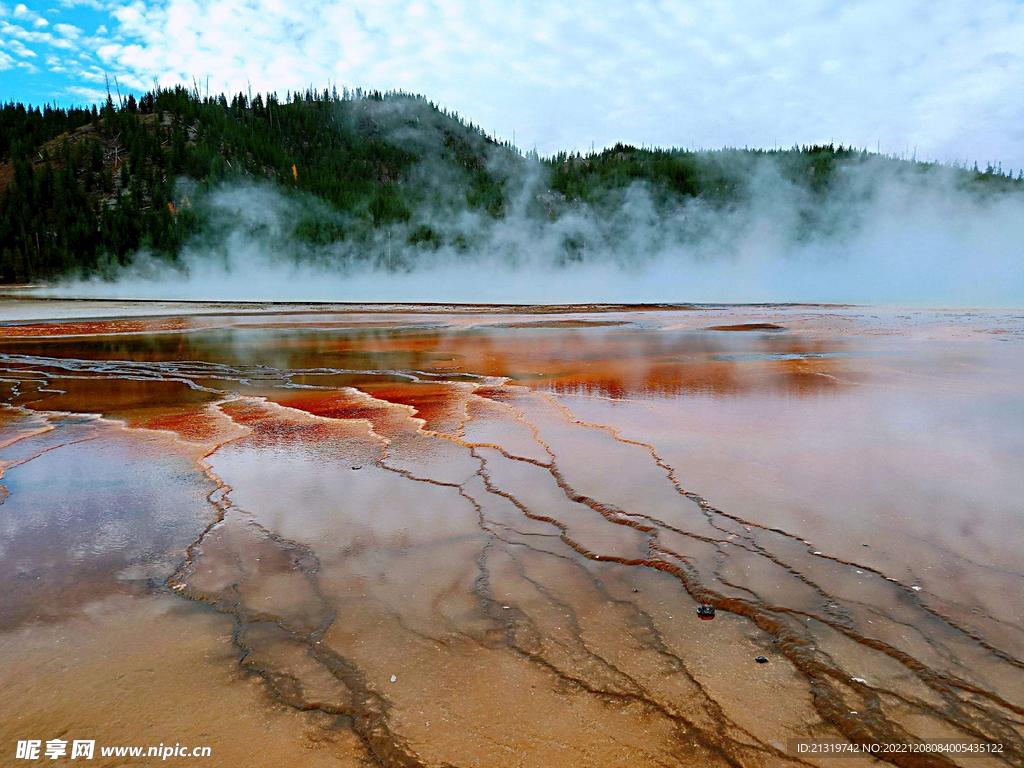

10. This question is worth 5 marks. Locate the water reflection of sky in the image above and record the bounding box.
[2,311,1022,405]
[0,424,214,630]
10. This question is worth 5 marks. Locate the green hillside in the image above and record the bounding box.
[1,85,1019,283]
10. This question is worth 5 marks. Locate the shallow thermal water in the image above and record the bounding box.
[0,302,1022,767]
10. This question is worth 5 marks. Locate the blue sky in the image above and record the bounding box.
[3,0,1024,169]
[1,1,112,104]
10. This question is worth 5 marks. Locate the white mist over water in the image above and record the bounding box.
[40,155,1024,307]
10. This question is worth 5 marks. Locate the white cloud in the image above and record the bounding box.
[4,36,34,56]
[2,20,74,48]
[54,22,81,36]
[57,0,109,8]
[11,2,51,28]
[64,83,106,101]
[77,63,106,82]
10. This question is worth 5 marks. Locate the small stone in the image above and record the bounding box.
[697,604,716,619]
[754,655,768,664]
[390,675,397,683]
[632,588,639,593]
[352,466,362,470]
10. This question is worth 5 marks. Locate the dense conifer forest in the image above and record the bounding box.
[1,85,1020,283]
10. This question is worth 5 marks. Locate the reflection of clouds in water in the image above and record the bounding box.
[0,426,214,627]
[69,519,133,562]
[0,320,863,401]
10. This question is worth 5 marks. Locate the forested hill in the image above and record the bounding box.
[1,85,1020,283]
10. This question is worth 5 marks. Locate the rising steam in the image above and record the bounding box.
[42,124,1024,306]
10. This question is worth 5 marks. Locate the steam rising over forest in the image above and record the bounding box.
[2,86,1022,304]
